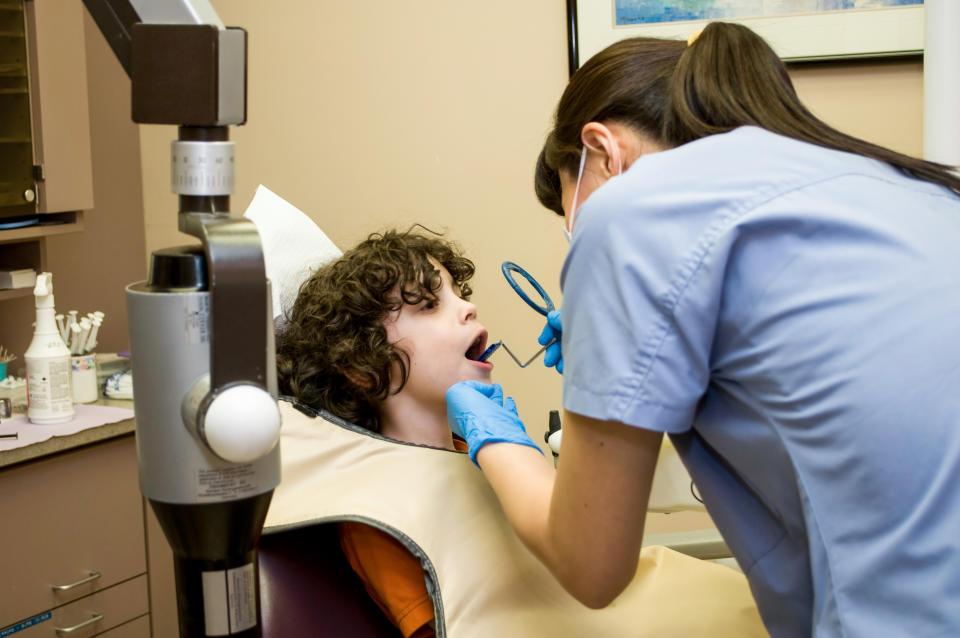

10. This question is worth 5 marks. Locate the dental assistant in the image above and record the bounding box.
[446,22,960,638]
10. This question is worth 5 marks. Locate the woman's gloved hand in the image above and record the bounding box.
[446,381,543,466]
[538,309,563,374]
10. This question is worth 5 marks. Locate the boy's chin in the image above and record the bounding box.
[459,367,493,383]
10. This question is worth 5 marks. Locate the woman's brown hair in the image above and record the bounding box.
[275,228,474,432]
[535,22,960,215]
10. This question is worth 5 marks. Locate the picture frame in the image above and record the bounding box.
[570,1,924,71]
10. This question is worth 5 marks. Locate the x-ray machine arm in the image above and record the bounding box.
[81,1,280,636]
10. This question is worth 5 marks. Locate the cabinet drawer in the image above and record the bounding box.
[96,615,151,638]
[0,436,146,628]
[0,575,148,637]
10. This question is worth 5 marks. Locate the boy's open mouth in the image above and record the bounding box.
[466,334,488,361]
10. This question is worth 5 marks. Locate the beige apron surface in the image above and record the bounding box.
[265,400,768,637]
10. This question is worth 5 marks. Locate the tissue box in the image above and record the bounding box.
[0,268,36,290]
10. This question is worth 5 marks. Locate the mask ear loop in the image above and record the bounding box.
[566,146,588,236]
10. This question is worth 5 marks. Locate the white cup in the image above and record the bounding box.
[71,354,99,403]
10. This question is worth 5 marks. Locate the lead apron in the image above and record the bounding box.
[265,400,767,637]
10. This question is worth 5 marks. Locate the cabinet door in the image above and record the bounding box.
[0,436,146,628]
[0,1,35,216]
[23,0,94,214]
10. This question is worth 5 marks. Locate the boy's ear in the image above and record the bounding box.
[345,370,374,390]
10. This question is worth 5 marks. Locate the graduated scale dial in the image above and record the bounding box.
[170,140,235,196]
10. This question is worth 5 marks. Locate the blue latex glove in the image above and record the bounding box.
[538,309,563,374]
[446,381,543,466]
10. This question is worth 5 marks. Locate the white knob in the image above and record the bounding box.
[547,429,562,454]
[202,384,281,463]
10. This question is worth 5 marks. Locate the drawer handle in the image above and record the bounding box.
[51,570,101,591]
[54,612,104,634]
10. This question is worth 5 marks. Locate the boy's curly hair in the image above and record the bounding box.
[276,228,475,432]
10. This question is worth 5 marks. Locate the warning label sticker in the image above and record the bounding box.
[184,295,210,345]
[197,464,259,501]
[202,563,257,635]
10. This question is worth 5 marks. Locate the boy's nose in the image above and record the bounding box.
[461,299,477,322]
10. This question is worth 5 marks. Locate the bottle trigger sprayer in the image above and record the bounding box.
[25,272,74,424]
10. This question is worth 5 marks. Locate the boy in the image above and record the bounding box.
[276,228,507,637]
[273,227,765,638]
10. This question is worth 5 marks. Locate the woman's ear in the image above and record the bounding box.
[580,122,622,177]
[581,121,659,174]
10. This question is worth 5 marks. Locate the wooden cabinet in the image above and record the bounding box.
[0,435,150,636]
[8,577,149,637]
[0,0,92,300]
[0,0,34,217]
[22,0,94,216]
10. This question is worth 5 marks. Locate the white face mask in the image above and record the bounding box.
[563,146,588,243]
[563,144,623,244]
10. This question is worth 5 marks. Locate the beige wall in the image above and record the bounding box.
[137,5,923,531]
[789,58,923,157]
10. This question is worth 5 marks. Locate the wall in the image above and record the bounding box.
[136,3,924,534]
[789,58,923,157]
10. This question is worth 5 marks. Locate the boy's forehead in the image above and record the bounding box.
[390,254,450,298]
[382,255,451,324]
[427,255,452,281]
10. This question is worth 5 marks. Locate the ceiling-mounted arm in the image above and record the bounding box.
[81,0,227,80]
[80,0,138,76]
[82,0,243,127]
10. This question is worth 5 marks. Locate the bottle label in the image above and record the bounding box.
[26,357,73,416]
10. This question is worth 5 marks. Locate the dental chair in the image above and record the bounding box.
[259,521,402,637]
[256,427,732,637]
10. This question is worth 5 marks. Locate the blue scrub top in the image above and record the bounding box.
[561,127,960,637]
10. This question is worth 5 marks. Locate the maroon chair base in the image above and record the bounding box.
[259,522,403,637]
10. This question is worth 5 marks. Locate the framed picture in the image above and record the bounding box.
[571,1,924,70]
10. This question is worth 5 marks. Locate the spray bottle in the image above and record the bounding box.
[25,272,74,424]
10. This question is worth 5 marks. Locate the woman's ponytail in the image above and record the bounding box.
[536,22,960,216]
[664,22,822,145]
[664,22,960,193]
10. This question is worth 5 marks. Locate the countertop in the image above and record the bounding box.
[0,397,135,469]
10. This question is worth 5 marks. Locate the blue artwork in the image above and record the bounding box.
[616,0,923,25]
